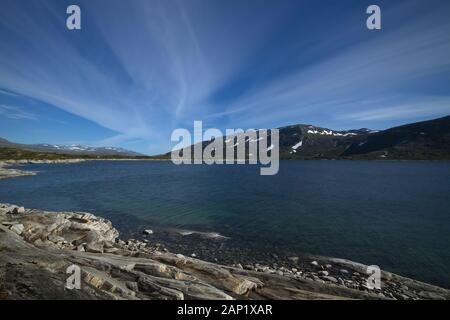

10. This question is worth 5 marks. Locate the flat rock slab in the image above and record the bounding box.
[1,203,449,300]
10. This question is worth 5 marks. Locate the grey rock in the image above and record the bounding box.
[2,221,18,226]
[322,276,338,283]
[394,293,410,300]
[417,291,445,300]
[5,206,19,215]
[85,242,103,253]
[6,206,26,214]
[2,202,450,301]
[47,235,65,243]
[359,283,372,290]
[10,223,24,235]
[386,292,395,299]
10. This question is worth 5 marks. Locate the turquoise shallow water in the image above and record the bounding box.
[1,160,449,288]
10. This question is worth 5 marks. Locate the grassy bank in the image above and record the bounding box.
[0,147,168,161]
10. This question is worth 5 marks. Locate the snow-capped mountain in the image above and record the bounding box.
[277,124,371,159]
[0,139,143,157]
[2,116,449,160]
[34,144,141,155]
[164,115,450,160]
[278,116,450,159]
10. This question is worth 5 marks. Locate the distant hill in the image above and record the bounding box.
[164,116,450,160]
[341,116,450,159]
[0,138,144,157]
[2,116,449,161]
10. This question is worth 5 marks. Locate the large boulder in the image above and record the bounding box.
[85,242,104,254]
[10,224,24,235]
[3,206,25,215]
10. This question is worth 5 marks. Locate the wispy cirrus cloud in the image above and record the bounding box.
[337,97,450,121]
[0,0,449,153]
[0,104,37,120]
[214,5,450,128]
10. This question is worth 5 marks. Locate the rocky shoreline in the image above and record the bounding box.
[0,159,87,179]
[0,162,36,179]
[1,203,449,300]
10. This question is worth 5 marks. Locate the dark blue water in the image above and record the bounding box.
[1,160,449,288]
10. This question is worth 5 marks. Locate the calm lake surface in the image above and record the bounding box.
[1,160,449,288]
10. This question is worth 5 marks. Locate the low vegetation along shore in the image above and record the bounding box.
[1,160,449,299]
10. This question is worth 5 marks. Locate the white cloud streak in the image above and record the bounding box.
[338,97,450,121]
[0,0,449,152]
[0,104,37,120]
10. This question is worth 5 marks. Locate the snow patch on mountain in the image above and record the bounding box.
[306,129,357,137]
[32,143,141,155]
[292,141,303,150]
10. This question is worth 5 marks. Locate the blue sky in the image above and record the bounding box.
[0,0,449,155]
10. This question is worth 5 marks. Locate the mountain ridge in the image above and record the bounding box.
[0,138,143,157]
[1,115,449,160]
[165,115,450,160]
